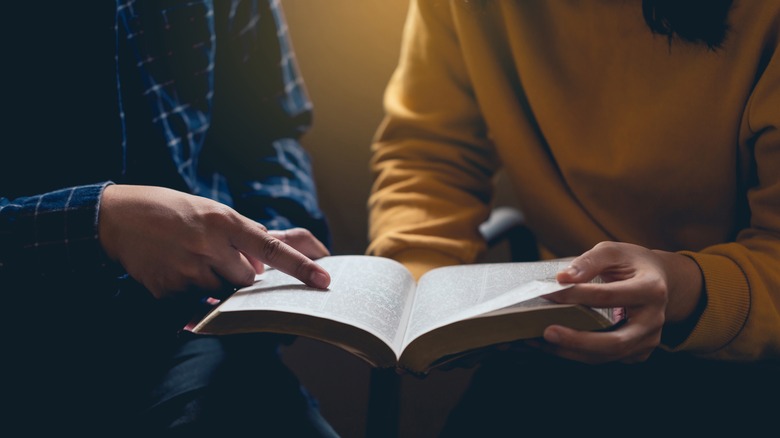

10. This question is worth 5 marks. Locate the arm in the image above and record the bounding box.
[368,0,501,279]
[0,182,330,303]
[542,32,780,363]
[0,183,117,283]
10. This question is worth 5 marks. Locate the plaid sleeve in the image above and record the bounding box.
[206,0,331,248]
[0,182,118,279]
[231,138,331,248]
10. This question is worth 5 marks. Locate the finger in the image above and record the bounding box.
[537,327,622,364]
[552,267,668,312]
[556,241,632,284]
[242,252,266,274]
[548,341,655,365]
[544,281,647,309]
[267,228,330,259]
[233,220,331,289]
[203,275,240,300]
[149,265,226,299]
[541,321,655,364]
[211,248,259,289]
[183,268,231,298]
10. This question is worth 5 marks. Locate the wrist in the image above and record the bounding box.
[97,184,121,261]
[654,250,704,324]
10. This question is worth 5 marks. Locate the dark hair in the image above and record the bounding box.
[462,0,734,50]
[642,0,734,49]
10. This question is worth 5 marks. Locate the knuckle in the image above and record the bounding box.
[593,240,619,253]
[203,203,239,227]
[646,281,669,304]
[283,228,311,244]
[591,241,624,261]
[290,227,312,238]
[237,268,256,287]
[261,237,285,262]
[574,252,602,274]
[294,259,313,282]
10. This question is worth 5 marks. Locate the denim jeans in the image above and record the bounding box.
[4,275,339,437]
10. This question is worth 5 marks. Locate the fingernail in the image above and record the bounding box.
[562,265,580,277]
[310,271,330,289]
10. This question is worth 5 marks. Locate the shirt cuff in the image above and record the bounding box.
[17,182,118,278]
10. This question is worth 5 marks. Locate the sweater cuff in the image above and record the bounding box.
[662,251,749,354]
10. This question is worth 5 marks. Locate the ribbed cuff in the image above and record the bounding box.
[663,251,750,354]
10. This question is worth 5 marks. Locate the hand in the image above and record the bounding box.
[266,228,330,260]
[532,241,703,364]
[98,185,331,300]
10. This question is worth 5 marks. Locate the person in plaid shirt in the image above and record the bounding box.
[0,1,339,436]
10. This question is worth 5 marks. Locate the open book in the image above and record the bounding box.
[190,255,621,375]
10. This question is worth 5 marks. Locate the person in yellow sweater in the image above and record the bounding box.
[369,0,779,434]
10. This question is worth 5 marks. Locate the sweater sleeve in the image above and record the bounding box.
[0,183,117,282]
[665,24,780,361]
[368,0,501,278]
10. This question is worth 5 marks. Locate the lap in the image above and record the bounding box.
[5,276,337,437]
[137,332,337,437]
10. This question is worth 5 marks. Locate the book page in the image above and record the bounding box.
[401,260,572,350]
[217,255,417,354]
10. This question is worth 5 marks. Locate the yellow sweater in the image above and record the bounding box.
[368,0,780,361]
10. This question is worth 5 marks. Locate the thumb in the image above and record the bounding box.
[556,243,617,284]
[556,262,587,284]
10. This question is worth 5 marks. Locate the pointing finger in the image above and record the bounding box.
[233,220,330,289]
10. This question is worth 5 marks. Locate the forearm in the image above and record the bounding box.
[0,182,118,279]
[367,0,502,274]
[368,131,495,274]
[670,42,780,360]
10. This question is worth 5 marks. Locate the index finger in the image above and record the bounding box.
[233,221,331,289]
[545,281,646,309]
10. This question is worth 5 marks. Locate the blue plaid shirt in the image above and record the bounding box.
[0,0,329,284]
